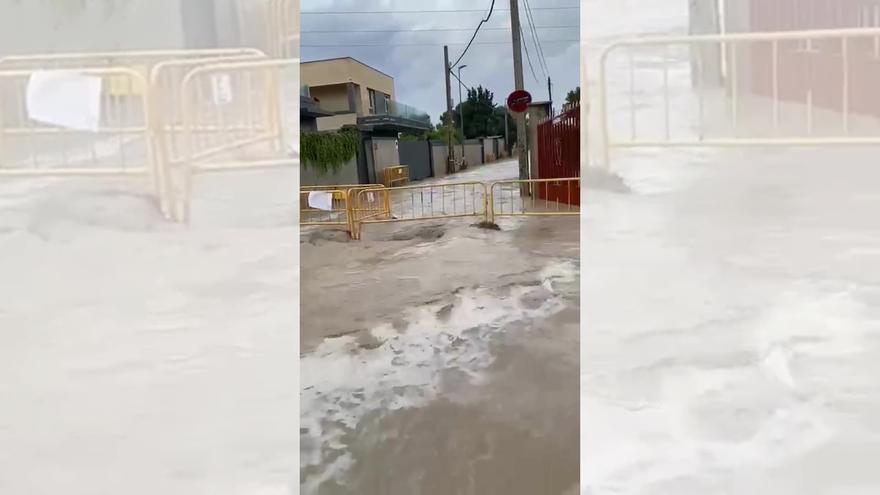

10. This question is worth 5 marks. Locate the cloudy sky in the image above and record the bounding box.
[301,0,580,124]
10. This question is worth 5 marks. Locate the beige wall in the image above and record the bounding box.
[463,142,483,168]
[308,84,350,113]
[301,58,395,117]
[372,138,400,181]
[483,138,499,162]
[431,144,449,179]
[316,113,357,132]
[373,138,400,167]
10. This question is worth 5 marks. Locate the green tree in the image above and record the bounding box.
[564,87,580,110]
[401,120,461,143]
[424,122,461,144]
[399,117,433,141]
[440,86,509,140]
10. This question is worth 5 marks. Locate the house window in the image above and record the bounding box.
[368,88,377,114]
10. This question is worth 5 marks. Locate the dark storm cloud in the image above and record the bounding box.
[302,0,580,124]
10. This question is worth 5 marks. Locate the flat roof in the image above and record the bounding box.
[301,56,394,80]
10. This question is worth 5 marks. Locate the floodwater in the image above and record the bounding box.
[300,159,580,494]
[0,169,298,494]
[583,1,880,493]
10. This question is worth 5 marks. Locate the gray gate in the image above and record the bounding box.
[398,140,433,181]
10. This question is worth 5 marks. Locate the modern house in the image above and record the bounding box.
[300,57,433,185]
[300,57,432,133]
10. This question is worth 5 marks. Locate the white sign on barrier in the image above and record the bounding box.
[308,191,334,211]
[26,70,102,132]
[210,73,233,105]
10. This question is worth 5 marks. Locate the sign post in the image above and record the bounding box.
[506,89,532,114]
[507,89,533,196]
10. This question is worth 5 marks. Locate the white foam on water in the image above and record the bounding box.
[752,288,870,362]
[586,372,835,494]
[583,1,880,493]
[0,170,297,494]
[300,261,575,489]
[540,259,579,291]
[584,283,876,493]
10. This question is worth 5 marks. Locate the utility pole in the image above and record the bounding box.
[443,45,456,174]
[509,0,529,186]
[458,64,467,166]
[547,76,553,114]
[504,110,509,156]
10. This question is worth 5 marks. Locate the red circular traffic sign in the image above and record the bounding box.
[506,90,532,113]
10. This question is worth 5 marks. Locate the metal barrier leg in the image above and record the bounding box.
[487,190,495,223]
[161,162,175,220]
[345,194,357,239]
[180,164,194,224]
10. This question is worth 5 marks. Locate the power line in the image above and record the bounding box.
[519,23,540,84]
[302,40,577,47]
[450,71,473,91]
[302,7,578,14]
[302,25,578,34]
[523,0,550,78]
[521,3,546,78]
[451,0,496,69]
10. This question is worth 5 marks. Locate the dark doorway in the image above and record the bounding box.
[398,141,433,181]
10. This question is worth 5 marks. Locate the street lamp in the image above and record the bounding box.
[457,64,467,167]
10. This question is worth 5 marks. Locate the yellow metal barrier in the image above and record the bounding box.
[148,51,268,216]
[488,178,581,222]
[349,185,392,232]
[170,58,296,222]
[301,178,580,240]
[597,28,880,171]
[300,188,351,231]
[0,49,272,218]
[0,66,156,191]
[149,51,267,130]
[300,184,386,235]
[301,184,381,201]
[107,64,149,96]
[382,165,410,188]
[351,181,488,239]
[0,49,268,100]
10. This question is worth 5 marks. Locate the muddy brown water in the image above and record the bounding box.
[300,213,579,494]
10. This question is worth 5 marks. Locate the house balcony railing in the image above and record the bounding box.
[371,100,431,125]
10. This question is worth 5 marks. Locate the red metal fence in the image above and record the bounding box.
[536,104,580,206]
[748,0,880,118]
